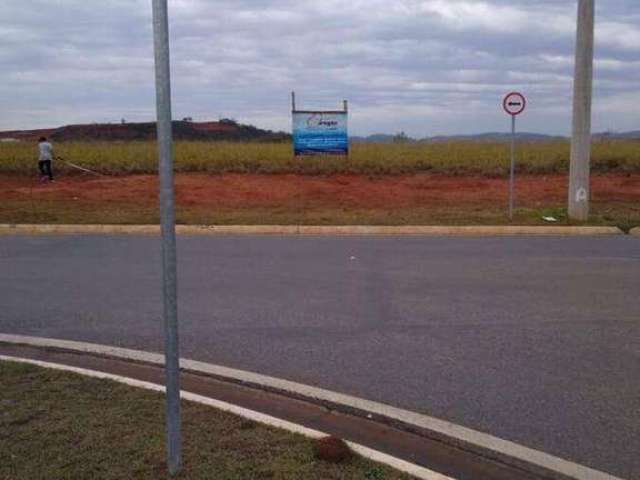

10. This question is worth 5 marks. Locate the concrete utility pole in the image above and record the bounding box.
[151,0,181,475]
[568,0,595,221]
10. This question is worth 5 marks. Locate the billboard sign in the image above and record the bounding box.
[292,110,348,156]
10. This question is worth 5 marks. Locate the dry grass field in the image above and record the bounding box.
[1,140,639,176]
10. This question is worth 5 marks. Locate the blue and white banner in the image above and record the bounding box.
[292,112,348,156]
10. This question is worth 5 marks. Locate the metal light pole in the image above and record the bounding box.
[568,0,595,221]
[151,0,181,475]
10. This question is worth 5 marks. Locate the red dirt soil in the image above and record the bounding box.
[1,173,639,209]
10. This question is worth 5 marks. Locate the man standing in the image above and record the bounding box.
[38,137,54,182]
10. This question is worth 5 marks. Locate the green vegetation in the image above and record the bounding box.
[3,198,638,231]
[0,360,411,480]
[1,140,639,176]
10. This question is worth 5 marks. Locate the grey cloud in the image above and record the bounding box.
[0,0,638,136]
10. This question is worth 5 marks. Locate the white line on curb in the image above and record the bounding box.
[0,355,453,480]
[0,334,624,480]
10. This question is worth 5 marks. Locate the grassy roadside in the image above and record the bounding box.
[2,199,638,231]
[0,360,411,480]
[2,140,639,176]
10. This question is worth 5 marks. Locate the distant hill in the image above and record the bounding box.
[424,132,568,143]
[351,132,567,143]
[2,122,638,144]
[351,134,398,144]
[593,130,640,141]
[352,130,640,143]
[0,127,56,142]
[0,120,290,142]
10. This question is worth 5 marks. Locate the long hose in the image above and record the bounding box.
[56,156,104,177]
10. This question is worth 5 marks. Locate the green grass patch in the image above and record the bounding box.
[2,140,639,176]
[2,198,638,229]
[0,360,412,480]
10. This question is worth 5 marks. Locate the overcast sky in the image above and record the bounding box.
[1,0,638,136]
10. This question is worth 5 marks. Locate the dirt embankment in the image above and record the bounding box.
[2,173,639,209]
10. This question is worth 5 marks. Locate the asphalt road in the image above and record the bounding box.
[1,235,638,479]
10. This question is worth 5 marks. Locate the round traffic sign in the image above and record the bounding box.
[503,92,526,116]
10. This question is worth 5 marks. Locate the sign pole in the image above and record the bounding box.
[151,0,181,476]
[568,0,595,221]
[502,92,526,222]
[509,114,516,221]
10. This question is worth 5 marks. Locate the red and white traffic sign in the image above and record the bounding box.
[503,92,526,116]
[503,92,526,221]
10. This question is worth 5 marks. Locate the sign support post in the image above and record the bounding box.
[509,113,516,221]
[502,92,526,222]
[151,0,181,475]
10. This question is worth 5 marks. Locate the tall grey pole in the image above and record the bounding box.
[509,114,516,221]
[151,0,181,475]
[568,0,595,221]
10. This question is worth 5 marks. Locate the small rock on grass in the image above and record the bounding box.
[313,436,352,463]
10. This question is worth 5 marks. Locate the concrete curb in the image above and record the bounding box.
[0,354,451,480]
[630,227,640,237]
[0,334,622,480]
[0,224,625,236]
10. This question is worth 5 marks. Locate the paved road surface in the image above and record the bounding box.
[1,235,638,479]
